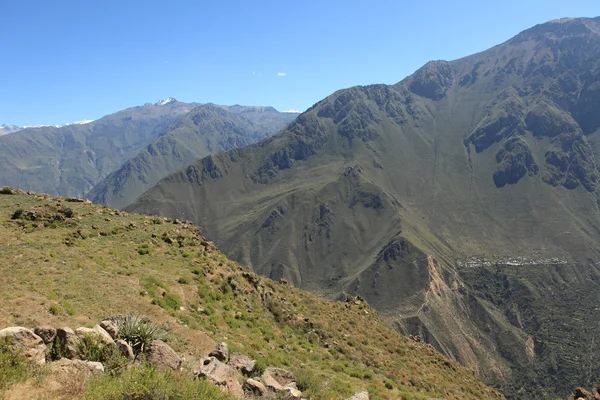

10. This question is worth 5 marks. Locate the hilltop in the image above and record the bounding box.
[0,189,500,400]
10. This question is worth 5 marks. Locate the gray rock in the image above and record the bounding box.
[115,339,134,360]
[227,352,255,375]
[283,386,303,399]
[0,327,46,365]
[144,340,182,370]
[243,378,267,396]
[56,327,80,359]
[34,326,57,344]
[52,358,104,375]
[100,320,119,339]
[195,356,244,398]
[209,341,229,362]
[261,367,297,392]
[75,325,114,345]
[347,391,370,400]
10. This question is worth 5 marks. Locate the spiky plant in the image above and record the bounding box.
[116,314,167,355]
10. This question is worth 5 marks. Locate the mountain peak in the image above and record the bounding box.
[155,97,177,106]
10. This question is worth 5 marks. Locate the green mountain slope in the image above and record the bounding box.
[0,190,502,400]
[0,100,200,197]
[127,17,600,398]
[87,105,297,208]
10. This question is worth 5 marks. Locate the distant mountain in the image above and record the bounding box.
[0,99,201,197]
[0,125,21,135]
[128,17,600,399]
[87,104,298,208]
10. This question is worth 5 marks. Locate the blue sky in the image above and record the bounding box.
[1,0,598,126]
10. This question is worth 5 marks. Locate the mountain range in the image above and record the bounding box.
[0,124,21,135]
[127,17,600,399]
[0,100,298,199]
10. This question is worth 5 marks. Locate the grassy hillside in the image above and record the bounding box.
[127,17,600,398]
[87,105,297,208]
[0,189,501,400]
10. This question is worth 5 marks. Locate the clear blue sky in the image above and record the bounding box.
[1,0,598,126]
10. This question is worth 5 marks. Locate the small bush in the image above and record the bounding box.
[62,207,75,218]
[85,362,229,400]
[77,335,128,375]
[1,187,14,195]
[48,304,61,315]
[11,208,24,220]
[177,276,190,284]
[138,243,152,255]
[117,315,167,355]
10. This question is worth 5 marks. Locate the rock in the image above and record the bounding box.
[228,352,255,375]
[52,358,104,375]
[573,387,593,400]
[100,320,119,339]
[0,327,46,365]
[56,327,81,359]
[261,367,297,392]
[144,340,182,370]
[347,391,370,400]
[283,386,303,399]
[243,378,267,396]
[75,325,114,345]
[195,356,244,398]
[115,339,134,360]
[209,342,229,362]
[34,326,57,344]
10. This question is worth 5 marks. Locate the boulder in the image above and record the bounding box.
[209,342,229,362]
[34,326,57,344]
[195,356,244,398]
[573,387,593,400]
[283,386,303,399]
[144,340,182,370]
[261,367,297,392]
[228,352,255,375]
[75,325,114,345]
[100,320,119,339]
[243,378,267,396]
[115,339,134,360]
[0,327,46,365]
[56,327,80,359]
[347,391,370,400]
[52,358,105,375]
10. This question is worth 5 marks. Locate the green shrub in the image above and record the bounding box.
[77,334,128,375]
[0,187,14,195]
[138,243,152,255]
[11,208,24,220]
[117,315,167,355]
[177,276,190,284]
[48,304,61,315]
[85,362,229,400]
[48,336,69,361]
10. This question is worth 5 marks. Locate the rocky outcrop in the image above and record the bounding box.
[195,356,244,398]
[144,340,182,370]
[243,378,267,396]
[0,327,46,365]
[33,326,56,344]
[100,320,119,339]
[261,367,298,393]
[75,325,114,345]
[208,341,229,362]
[228,352,255,375]
[56,327,80,359]
[347,391,370,400]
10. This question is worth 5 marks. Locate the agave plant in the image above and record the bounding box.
[116,314,167,356]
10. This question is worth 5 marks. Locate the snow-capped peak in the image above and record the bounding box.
[155,97,177,106]
[283,109,302,113]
